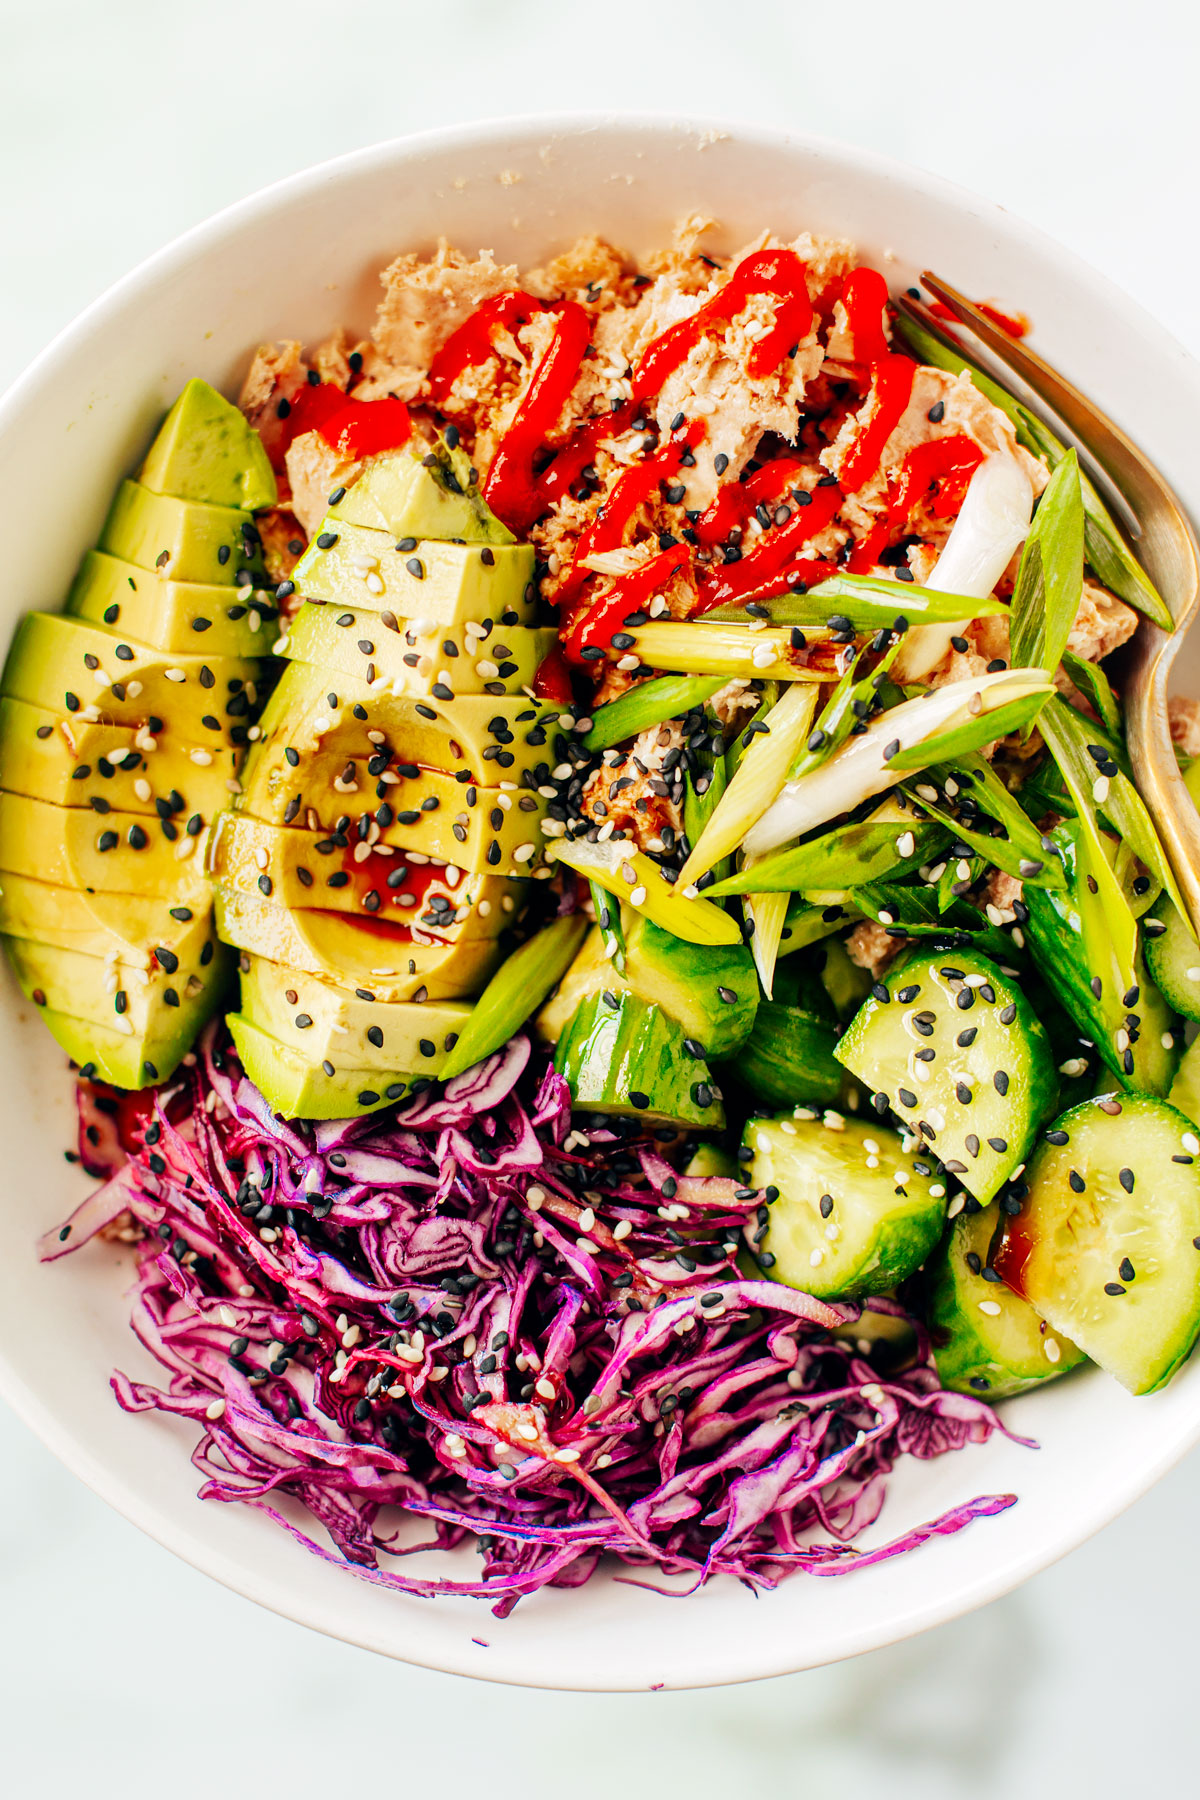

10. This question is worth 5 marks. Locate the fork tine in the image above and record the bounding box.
[898,288,1142,540]
[920,271,1186,540]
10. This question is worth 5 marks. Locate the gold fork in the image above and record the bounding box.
[899,272,1200,940]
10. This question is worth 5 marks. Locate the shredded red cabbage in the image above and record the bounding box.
[44,1026,1020,1613]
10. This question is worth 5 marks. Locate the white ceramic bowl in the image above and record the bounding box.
[3,114,1200,1692]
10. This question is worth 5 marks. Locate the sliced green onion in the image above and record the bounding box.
[438,912,589,1080]
[1061,649,1123,737]
[589,878,627,975]
[1010,449,1085,683]
[901,782,1065,890]
[551,838,741,946]
[789,633,906,785]
[884,689,1050,770]
[623,620,827,680]
[893,311,1172,631]
[931,753,1066,882]
[702,572,1009,628]
[1038,701,1139,1004]
[1043,693,1190,925]
[744,884,791,998]
[683,705,732,886]
[677,683,818,888]
[582,673,725,751]
[707,798,948,896]
[777,896,864,957]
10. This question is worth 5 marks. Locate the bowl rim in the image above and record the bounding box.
[5,108,1200,1690]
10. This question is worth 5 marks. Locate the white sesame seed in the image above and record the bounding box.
[1044,1338,1062,1364]
[535,1377,557,1401]
[205,1399,226,1421]
[978,1300,1002,1315]
[189,748,212,766]
[629,885,647,906]
[1093,775,1110,804]
[1184,1133,1200,1155]
[612,1219,632,1241]
[164,668,186,683]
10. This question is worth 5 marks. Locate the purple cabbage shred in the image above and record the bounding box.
[44,1026,1020,1615]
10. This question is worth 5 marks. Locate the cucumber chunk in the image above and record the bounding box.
[730,1001,848,1111]
[554,990,724,1129]
[748,1113,946,1300]
[926,1204,1085,1398]
[1168,1036,1200,1127]
[995,1093,1200,1393]
[835,948,1057,1204]
[1024,883,1181,1094]
[1143,898,1200,1024]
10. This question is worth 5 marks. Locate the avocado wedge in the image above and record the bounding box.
[100,481,264,586]
[213,884,503,1001]
[0,697,239,819]
[238,952,472,1069]
[0,872,216,959]
[2,613,259,751]
[0,792,211,892]
[209,812,524,929]
[291,532,534,626]
[6,929,230,1089]
[327,441,514,544]
[137,377,277,511]
[281,603,554,698]
[228,1013,436,1120]
[67,550,275,659]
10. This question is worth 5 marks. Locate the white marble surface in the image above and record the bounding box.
[3,0,1199,1787]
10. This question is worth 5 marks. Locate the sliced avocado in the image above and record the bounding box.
[209,812,523,930]
[0,872,214,957]
[2,613,258,750]
[137,377,277,511]
[236,762,547,873]
[5,929,230,1089]
[248,662,563,787]
[228,1013,433,1120]
[0,792,211,893]
[292,531,535,626]
[0,697,238,819]
[67,550,275,658]
[328,441,514,545]
[213,883,502,1001]
[100,480,263,586]
[239,953,472,1069]
[281,603,554,698]
[537,917,757,1058]
[553,989,725,1129]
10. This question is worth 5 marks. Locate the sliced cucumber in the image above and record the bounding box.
[553,990,724,1129]
[729,1001,847,1111]
[1143,898,1200,1024]
[834,948,1058,1204]
[995,1093,1200,1393]
[1024,883,1181,1095]
[1169,1036,1200,1127]
[748,1113,946,1300]
[926,1204,1085,1398]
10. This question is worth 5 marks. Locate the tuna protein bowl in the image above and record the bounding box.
[6,124,1200,1667]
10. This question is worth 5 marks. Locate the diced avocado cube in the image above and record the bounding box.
[292,529,535,625]
[209,812,525,930]
[67,550,275,658]
[329,441,513,544]
[137,377,277,511]
[228,1013,433,1120]
[0,792,212,895]
[553,989,725,1129]
[2,612,259,751]
[0,696,239,819]
[281,602,554,698]
[212,883,502,1002]
[100,480,263,585]
[239,952,472,1070]
[538,917,757,1058]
